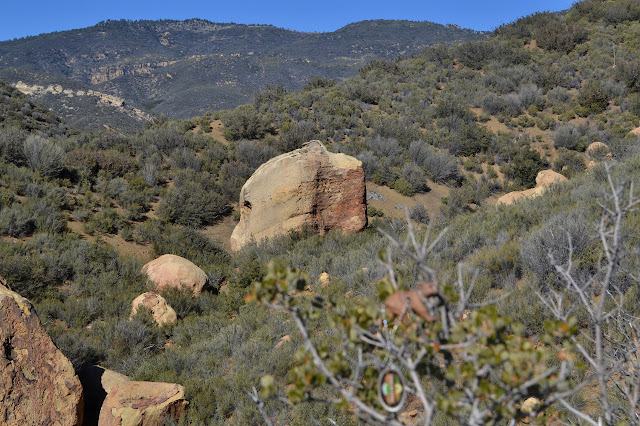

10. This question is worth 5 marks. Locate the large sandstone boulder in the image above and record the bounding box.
[0,281,84,425]
[79,366,131,425]
[497,170,568,205]
[141,254,208,295]
[130,292,177,326]
[230,140,367,251]
[535,169,568,187]
[98,380,188,426]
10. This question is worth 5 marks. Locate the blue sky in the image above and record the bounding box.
[0,0,575,41]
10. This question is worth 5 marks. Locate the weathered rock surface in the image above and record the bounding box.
[318,272,330,288]
[230,141,367,251]
[535,169,567,187]
[98,380,188,426]
[141,254,208,295]
[586,142,609,158]
[497,170,568,205]
[79,365,131,425]
[130,292,177,326]
[0,280,84,425]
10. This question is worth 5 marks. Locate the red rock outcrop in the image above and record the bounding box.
[230,140,367,251]
[384,282,440,322]
[130,292,177,326]
[141,254,208,295]
[0,280,84,425]
[98,380,188,425]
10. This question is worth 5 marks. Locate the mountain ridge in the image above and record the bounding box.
[0,18,487,130]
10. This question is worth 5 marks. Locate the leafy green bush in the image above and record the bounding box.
[500,143,547,188]
[222,105,274,141]
[577,80,610,115]
[276,120,317,153]
[553,148,586,177]
[65,148,137,177]
[534,19,587,53]
[455,40,496,70]
[158,182,230,228]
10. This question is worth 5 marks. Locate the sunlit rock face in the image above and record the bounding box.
[230,141,367,252]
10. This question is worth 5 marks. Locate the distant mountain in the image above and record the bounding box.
[0,19,487,130]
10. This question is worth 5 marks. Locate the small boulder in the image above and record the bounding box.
[535,169,568,187]
[496,188,538,205]
[497,170,567,205]
[586,141,610,159]
[318,272,330,288]
[521,397,541,414]
[98,380,188,426]
[130,292,177,326]
[631,126,640,136]
[0,281,84,425]
[141,254,208,295]
[230,141,367,252]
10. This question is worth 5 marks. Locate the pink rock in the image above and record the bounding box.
[141,254,207,295]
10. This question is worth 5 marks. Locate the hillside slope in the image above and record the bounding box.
[0,19,486,130]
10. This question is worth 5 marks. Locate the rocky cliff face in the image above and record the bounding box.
[0,279,84,425]
[230,141,367,252]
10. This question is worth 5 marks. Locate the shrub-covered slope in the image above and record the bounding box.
[1,1,640,423]
[0,19,486,129]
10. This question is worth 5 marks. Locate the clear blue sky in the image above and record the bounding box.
[0,0,576,41]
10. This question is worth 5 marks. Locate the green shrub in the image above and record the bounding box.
[577,80,610,115]
[65,149,137,177]
[500,144,547,188]
[553,148,586,177]
[409,141,461,183]
[222,105,274,141]
[22,135,64,178]
[366,206,384,217]
[390,177,414,196]
[534,19,587,53]
[89,208,125,234]
[158,180,230,228]
[553,124,582,150]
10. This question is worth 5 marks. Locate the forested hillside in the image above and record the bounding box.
[0,19,486,130]
[1,0,640,423]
